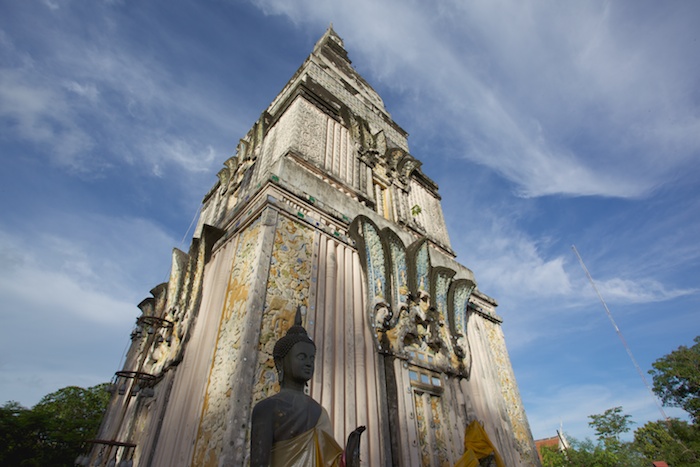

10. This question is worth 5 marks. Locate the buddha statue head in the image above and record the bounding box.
[272,309,316,388]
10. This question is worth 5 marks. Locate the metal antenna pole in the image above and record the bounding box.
[571,245,669,422]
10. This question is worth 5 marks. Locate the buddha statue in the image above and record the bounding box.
[250,311,365,466]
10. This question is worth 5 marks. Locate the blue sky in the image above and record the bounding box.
[1,0,699,443]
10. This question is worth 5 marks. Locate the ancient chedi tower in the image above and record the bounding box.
[87,28,540,467]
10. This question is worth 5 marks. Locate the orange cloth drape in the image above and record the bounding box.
[454,421,505,467]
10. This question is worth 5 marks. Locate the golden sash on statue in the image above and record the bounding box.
[270,411,343,467]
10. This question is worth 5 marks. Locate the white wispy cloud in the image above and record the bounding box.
[0,213,176,318]
[595,277,697,305]
[462,221,572,301]
[0,68,95,168]
[139,138,219,177]
[0,5,241,178]
[0,214,178,405]
[469,229,696,310]
[41,0,60,11]
[64,80,100,103]
[0,257,135,325]
[250,0,700,199]
[441,187,695,343]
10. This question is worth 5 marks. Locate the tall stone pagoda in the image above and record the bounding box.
[87,28,540,466]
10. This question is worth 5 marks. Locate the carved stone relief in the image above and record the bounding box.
[349,215,475,377]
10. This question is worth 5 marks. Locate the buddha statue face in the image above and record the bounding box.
[280,341,316,385]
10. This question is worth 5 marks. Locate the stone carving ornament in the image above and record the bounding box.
[349,216,474,377]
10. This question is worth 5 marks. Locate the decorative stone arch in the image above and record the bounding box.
[447,279,476,377]
[348,215,391,349]
[349,215,475,374]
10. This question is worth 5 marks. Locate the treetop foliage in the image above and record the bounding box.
[649,335,700,425]
[0,383,110,467]
[589,406,634,443]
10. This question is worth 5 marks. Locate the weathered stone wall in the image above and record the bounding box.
[252,214,316,405]
[247,211,387,465]
[267,59,407,154]
[148,238,235,466]
[457,297,541,467]
[190,217,261,465]
[485,311,540,466]
[152,204,389,466]
[407,178,452,249]
[303,62,408,150]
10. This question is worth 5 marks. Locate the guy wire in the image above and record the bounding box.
[571,244,669,423]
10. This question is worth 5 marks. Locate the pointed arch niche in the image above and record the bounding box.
[349,215,475,376]
[350,215,478,465]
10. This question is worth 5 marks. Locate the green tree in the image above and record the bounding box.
[633,418,700,466]
[0,401,46,466]
[649,336,700,424]
[540,407,642,467]
[588,406,641,465]
[0,384,110,467]
[540,435,640,467]
[589,406,634,450]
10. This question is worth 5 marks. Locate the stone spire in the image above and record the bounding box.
[87,27,541,467]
